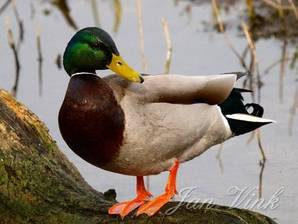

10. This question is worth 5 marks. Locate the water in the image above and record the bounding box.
[1,0,297,223]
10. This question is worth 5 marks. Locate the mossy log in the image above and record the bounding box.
[0,89,278,224]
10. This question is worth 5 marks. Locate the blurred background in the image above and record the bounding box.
[0,0,297,223]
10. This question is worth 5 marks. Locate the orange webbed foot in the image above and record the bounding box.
[108,176,152,219]
[137,159,179,217]
[108,193,152,219]
[136,190,175,216]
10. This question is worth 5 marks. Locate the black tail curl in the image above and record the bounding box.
[219,88,270,136]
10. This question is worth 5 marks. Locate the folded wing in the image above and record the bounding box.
[141,74,237,104]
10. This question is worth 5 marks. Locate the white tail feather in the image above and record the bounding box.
[226,114,275,123]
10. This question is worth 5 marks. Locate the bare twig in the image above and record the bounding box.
[258,157,266,199]
[289,84,298,135]
[241,22,261,102]
[36,26,43,96]
[52,0,78,30]
[56,54,62,70]
[30,1,35,19]
[246,130,256,144]
[246,0,255,19]
[136,0,148,72]
[6,19,21,97]
[174,0,179,6]
[0,0,11,15]
[212,0,251,173]
[288,0,298,20]
[12,0,24,51]
[113,0,122,33]
[257,130,266,163]
[241,22,265,196]
[91,0,100,27]
[241,22,257,70]
[264,56,294,74]
[279,40,288,103]
[216,144,224,174]
[211,0,249,71]
[262,0,297,10]
[211,0,224,32]
[241,45,250,62]
[180,4,192,23]
[256,130,266,199]
[247,55,257,102]
[161,18,173,74]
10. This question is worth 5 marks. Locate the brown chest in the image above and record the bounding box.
[58,75,125,167]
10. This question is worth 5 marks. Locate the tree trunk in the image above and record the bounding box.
[0,89,278,224]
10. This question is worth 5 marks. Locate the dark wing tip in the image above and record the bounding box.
[234,88,253,93]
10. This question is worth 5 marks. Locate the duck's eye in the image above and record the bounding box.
[116,61,123,66]
[90,42,101,49]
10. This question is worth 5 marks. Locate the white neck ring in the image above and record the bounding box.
[71,72,97,78]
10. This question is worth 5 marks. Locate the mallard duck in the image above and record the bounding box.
[58,27,274,218]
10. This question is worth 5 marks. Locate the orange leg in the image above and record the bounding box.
[136,159,179,217]
[108,176,152,219]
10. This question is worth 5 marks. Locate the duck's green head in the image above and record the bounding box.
[63,27,143,83]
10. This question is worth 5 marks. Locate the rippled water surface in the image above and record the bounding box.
[1,1,298,223]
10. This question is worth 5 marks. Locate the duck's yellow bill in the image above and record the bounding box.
[107,54,143,83]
